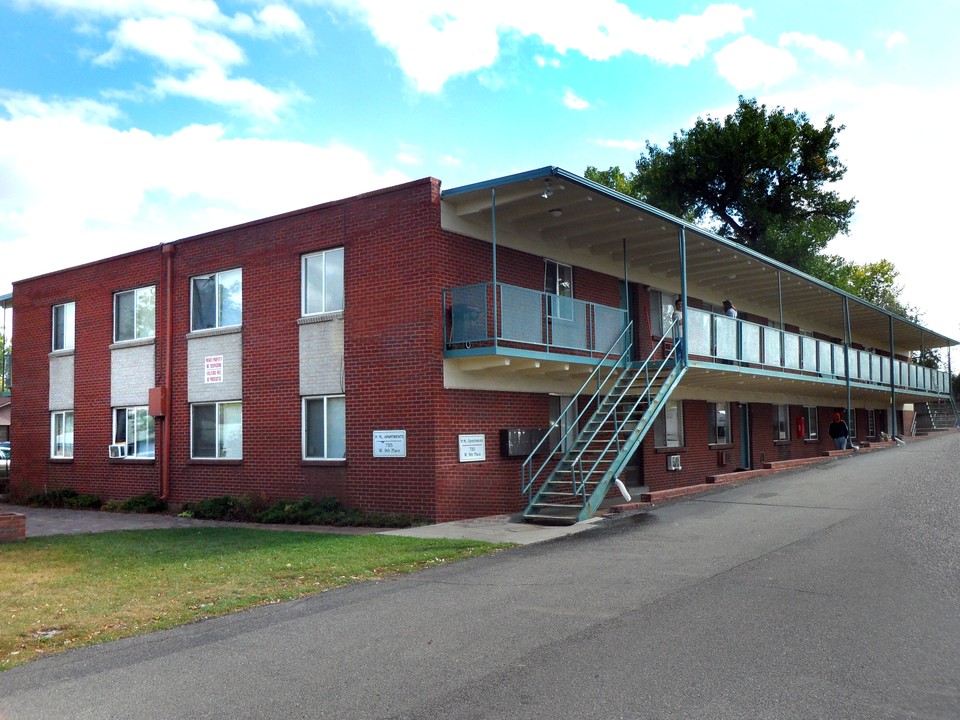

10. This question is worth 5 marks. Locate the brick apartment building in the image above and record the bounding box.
[8,167,958,522]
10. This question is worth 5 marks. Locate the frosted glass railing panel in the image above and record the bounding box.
[687,309,712,356]
[449,284,489,343]
[871,355,882,382]
[833,345,846,376]
[594,305,627,354]
[819,342,834,376]
[741,323,761,363]
[499,285,543,344]
[715,316,738,359]
[801,337,817,371]
[763,327,782,367]
[783,334,800,369]
[549,300,588,350]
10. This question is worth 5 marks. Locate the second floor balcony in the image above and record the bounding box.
[442,282,951,402]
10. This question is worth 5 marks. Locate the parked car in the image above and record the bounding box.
[0,446,9,473]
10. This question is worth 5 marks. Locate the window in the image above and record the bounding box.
[774,404,789,441]
[303,396,346,460]
[52,302,75,351]
[804,406,819,440]
[303,248,344,315]
[648,289,675,337]
[544,259,573,319]
[191,402,242,459]
[51,410,74,458]
[847,410,857,439]
[191,269,242,331]
[867,409,876,437]
[654,400,684,448]
[114,286,156,342]
[114,407,155,458]
[708,402,731,445]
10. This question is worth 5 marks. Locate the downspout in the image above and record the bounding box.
[491,188,498,350]
[160,243,175,501]
[622,237,630,361]
[889,315,897,437]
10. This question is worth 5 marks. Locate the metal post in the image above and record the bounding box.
[843,296,851,421]
[889,315,897,437]
[491,188,498,349]
[622,237,629,360]
[679,227,687,364]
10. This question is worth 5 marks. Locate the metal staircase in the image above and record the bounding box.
[521,321,686,525]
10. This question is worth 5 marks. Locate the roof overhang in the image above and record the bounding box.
[441,167,957,356]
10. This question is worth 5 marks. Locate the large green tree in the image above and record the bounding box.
[586,96,857,275]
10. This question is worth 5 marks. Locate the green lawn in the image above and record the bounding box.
[0,528,510,671]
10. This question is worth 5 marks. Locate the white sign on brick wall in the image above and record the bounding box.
[204,355,224,383]
[373,430,406,457]
[458,434,485,462]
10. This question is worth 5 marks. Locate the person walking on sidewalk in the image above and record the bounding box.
[829,412,849,450]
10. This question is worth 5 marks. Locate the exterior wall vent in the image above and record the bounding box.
[666,454,681,471]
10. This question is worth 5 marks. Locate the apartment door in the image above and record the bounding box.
[739,403,752,470]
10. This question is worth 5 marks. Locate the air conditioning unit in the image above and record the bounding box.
[666,454,682,471]
[108,443,127,458]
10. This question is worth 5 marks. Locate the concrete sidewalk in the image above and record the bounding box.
[0,503,607,545]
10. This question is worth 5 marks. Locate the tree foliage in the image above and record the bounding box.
[586,97,920,319]
[587,97,857,275]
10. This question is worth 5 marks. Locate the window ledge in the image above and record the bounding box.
[186,326,242,340]
[49,457,73,463]
[708,443,734,450]
[298,312,344,325]
[110,338,156,351]
[301,459,347,466]
[48,349,75,359]
[654,446,685,454]
[773,439,792,446]
[188,458,243,465]
[109,457,156,463]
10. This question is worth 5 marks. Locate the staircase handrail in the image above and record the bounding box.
[566,320,683,495]
[521,321,634,500]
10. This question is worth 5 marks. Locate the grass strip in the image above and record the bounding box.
[0,528,509,671]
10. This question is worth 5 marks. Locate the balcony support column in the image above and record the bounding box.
[491,188,498,351]
[889,315,898,437]
[843,295,851,422]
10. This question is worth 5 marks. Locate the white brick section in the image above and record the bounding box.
[48,353,74,411]
[299,316,344,396]
[187,330,243,402]
[111,342,155,406]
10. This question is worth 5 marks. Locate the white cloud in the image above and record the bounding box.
[714,36,797,90]
[563,89,589,110]
[779,32,859,65]
[316,1,752,93]
[885,31,908,49]
[594,138,645,152]
[21,0,308,120]
[0,93,407,294]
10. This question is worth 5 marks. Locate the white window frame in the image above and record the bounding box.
[302,248,345,316]
[654,400,684,448]
[544,259,573,320]
[114,286,156,343]
[52,302,75,351]
[51,410,74,458]
[709,402,731,445]
[847,410,857,439]
[804,406,819,440]
[867,409,876,438]
[191,401,243,459]
[113,406,156,459]
[774,404,789,441]
[191,269,242,331]
[303,395,346,460]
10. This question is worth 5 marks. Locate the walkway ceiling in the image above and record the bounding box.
[441,167,957,356]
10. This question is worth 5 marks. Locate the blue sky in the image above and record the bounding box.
[2,0,959,356]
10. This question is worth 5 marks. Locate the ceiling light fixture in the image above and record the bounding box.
[541,181,553,199]
[548,208,563,217]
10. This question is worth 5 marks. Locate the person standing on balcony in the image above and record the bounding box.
[672,296,683,332]
[723,299,737,318]
[829,412,850,450]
